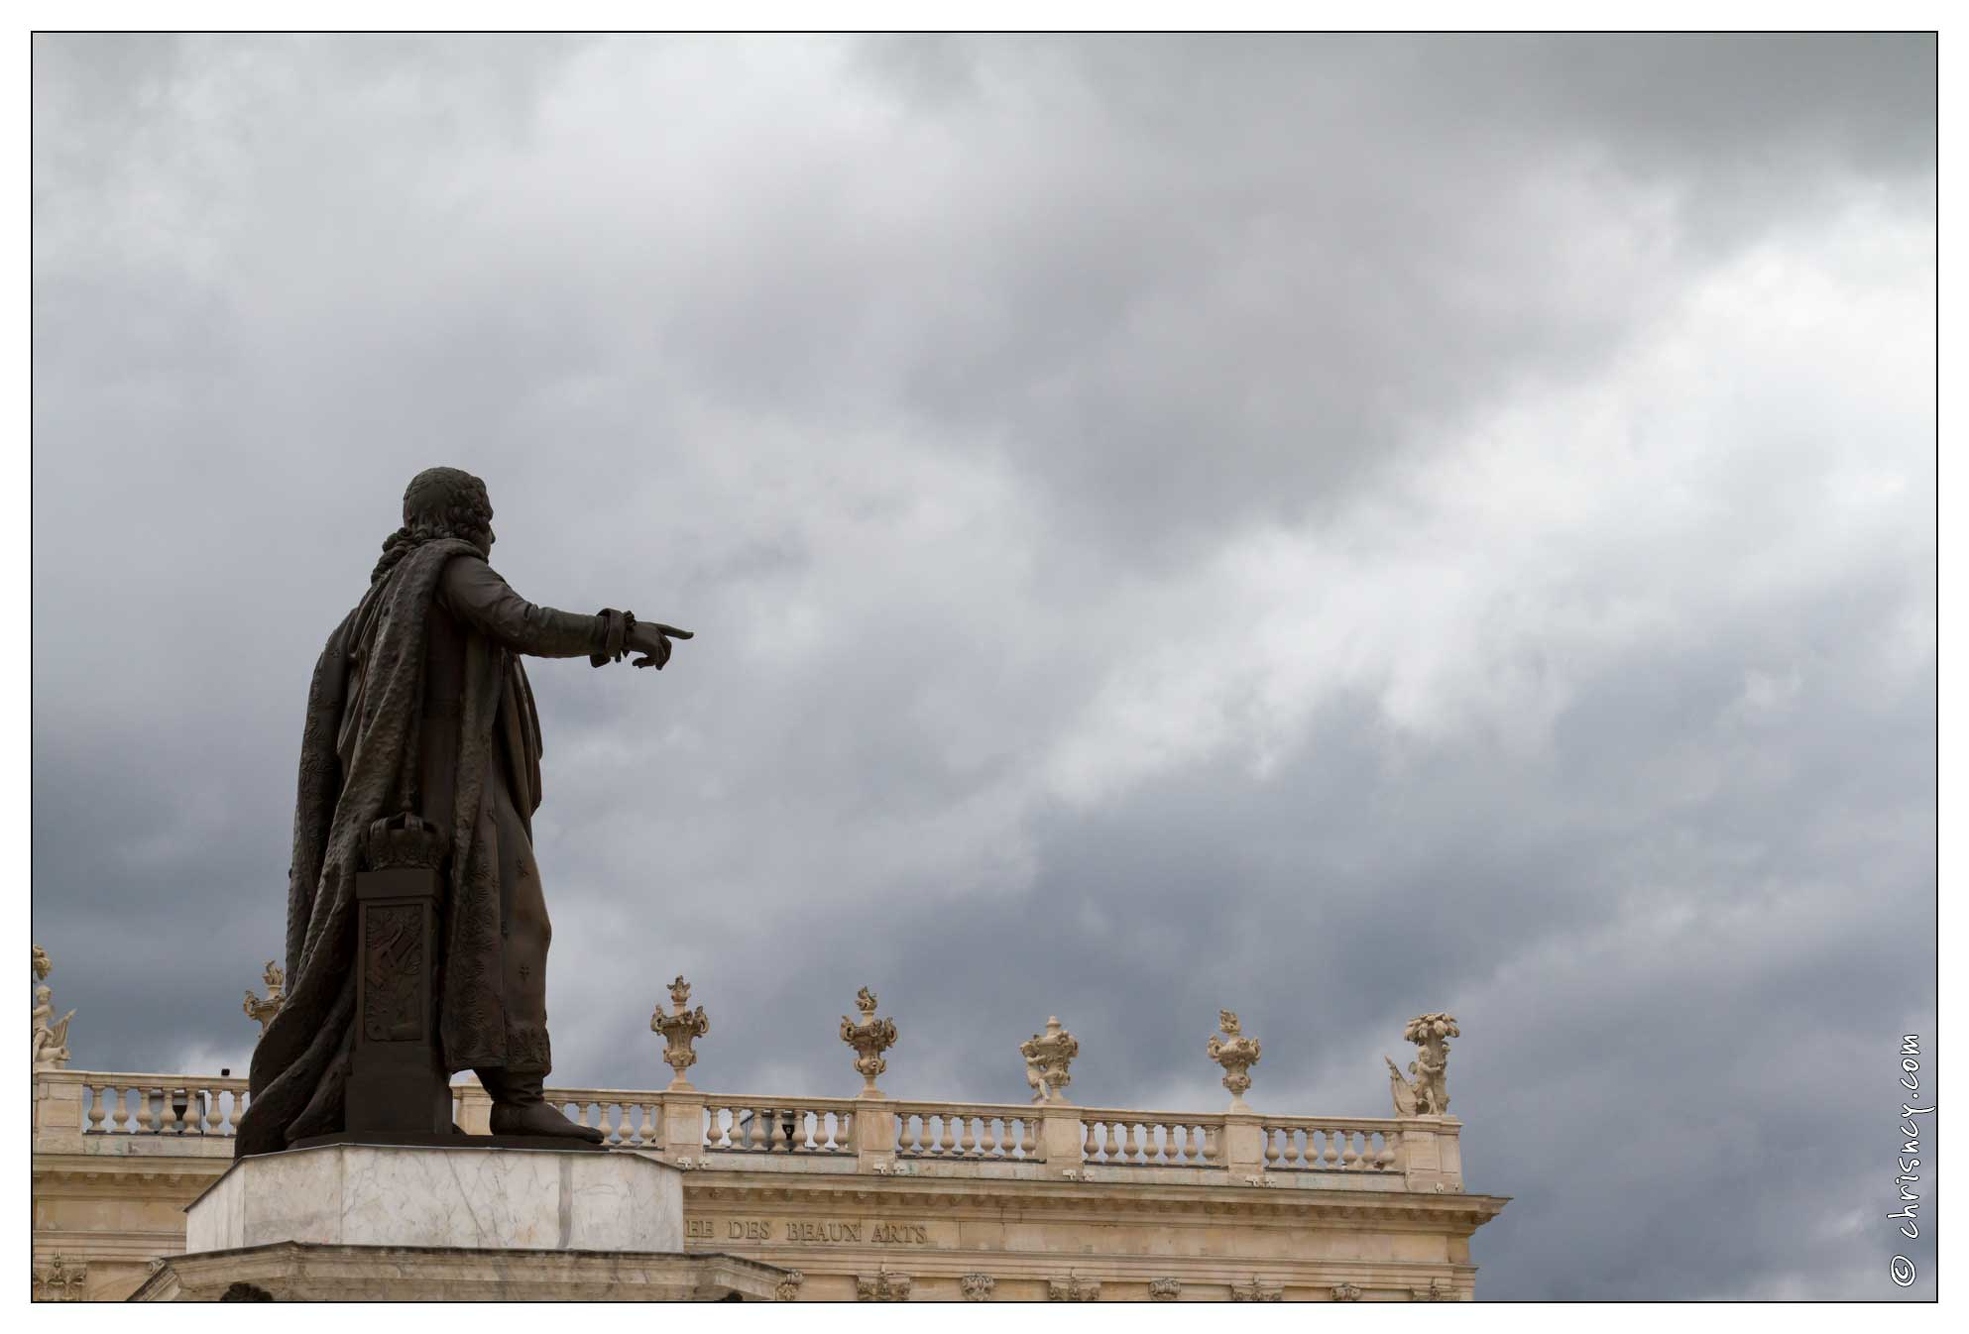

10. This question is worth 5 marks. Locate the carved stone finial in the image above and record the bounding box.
[244,960,286,1037]
[31,950,74,1073]
[840,987,898,1097]
[1206,1010,1261,1111]
[960,1273,996,1301]
[1148,1277,1182,1301]
[855,1267,911,1302]
[1386,1011,1459,1117]
[1019,1015,1079,1104]
[651,974,710,1090]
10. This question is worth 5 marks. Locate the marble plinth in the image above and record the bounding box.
[132,1243,784,1302]
[186,1143,680,1254]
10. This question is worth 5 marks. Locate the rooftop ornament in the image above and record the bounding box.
[1386,1012,1459,1117]
[840,987,899,1098]
[1207,1010,1261,1111]
[651,975,711,1091]
[243,961,286,1038]
[1020,1015,1079,1104]
[31,945,74,1072]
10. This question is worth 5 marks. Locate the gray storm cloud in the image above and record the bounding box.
[32,34,1934,1299]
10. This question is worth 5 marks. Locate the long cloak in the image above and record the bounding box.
[237,538,542,1157]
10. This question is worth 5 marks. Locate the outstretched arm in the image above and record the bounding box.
[438,556,691,665]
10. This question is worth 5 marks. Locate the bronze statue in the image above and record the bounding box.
[237,467,690,1156]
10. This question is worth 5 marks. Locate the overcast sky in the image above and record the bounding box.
[31,34,1935,1300]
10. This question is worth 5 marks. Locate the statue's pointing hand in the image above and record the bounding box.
[628,622,694,670]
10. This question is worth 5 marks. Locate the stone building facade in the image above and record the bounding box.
[31,970,1506,1301]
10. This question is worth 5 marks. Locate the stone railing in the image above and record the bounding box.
[35,1072,251,1156]
[34,1068,1463,1195]
[891,1101,1044,1161]
[1076,1109,1224,1167]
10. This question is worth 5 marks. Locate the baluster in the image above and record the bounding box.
[1019,1117,1038,1160]
[959,1116,978,1157]
[704,1105,725,1150]
[1342,1129,1361,1169]
[1081,1121,1098,1161]
[83,1084,108,1134]
[227,1090,245,1135]
[1101,1120,1121,1164]
[980,1117,1000,1158]
[839,1110,854,1151]
[1319,1128,1339,1167]
[1203,1122,1222,1163]
[1380,1130,1400,1171]
[742,1106,765,1152]
[935,1115,955,1156]
[1122,1122,1142,1164]
[205,1087,225,1134]
[1263,1127,1282,1168]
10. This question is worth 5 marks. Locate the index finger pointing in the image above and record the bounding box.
[649,625,694,639]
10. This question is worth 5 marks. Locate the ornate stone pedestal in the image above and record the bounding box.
[136,1143,781,1301]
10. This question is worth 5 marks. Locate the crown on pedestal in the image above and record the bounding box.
[364,813,447,871]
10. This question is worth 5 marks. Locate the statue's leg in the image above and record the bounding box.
[475,773,601,1143]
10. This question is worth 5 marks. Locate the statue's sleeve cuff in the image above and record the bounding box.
[589,608,636,666]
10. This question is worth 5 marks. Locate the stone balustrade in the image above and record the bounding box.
[33,1066,1463,1195]
[890,1101,1044,1161]
[700,1097,861,1156]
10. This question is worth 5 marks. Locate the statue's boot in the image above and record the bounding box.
[480,1069,605,1143]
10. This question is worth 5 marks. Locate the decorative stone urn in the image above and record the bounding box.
[1206,1010,1261,1111]
[244,961,285,1037]
[839,987,899,1097]
[651,975,710,1091]
[1020,1015,1079,1104]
